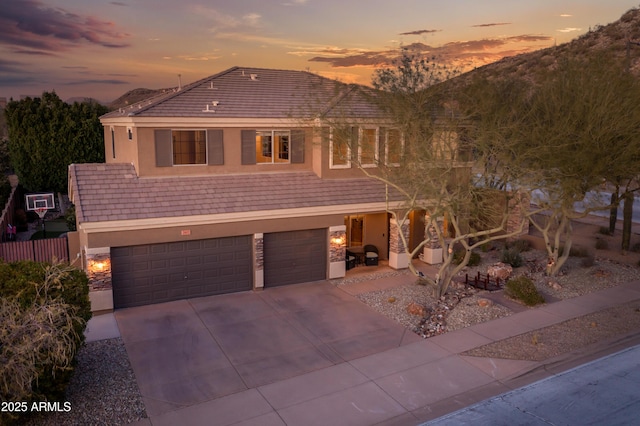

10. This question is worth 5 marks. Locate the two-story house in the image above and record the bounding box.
[69,66,428,312]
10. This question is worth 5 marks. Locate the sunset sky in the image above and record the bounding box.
[1,0,638,103]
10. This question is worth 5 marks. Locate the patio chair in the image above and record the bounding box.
[346,250,356,270]
[364,244,379,266]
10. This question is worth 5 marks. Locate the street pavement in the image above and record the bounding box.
[424,344,640,425]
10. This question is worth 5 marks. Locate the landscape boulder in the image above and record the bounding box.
[487,262,513,281]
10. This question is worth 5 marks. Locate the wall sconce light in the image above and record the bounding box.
[88,258,110,273]
[331,235,346,246]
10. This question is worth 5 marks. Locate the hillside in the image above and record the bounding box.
[108,87,176,111]
[461,7,640,82]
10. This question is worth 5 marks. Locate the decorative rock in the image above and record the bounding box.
[388,296,397,303]
[406,302,426,317]
[548,280,562,290]
[487,262,513,281]
[477,298,493,308]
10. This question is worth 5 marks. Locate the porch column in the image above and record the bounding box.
[254,233,264,289]
[85,247,113,312]
[389,218,409,269]
[422,214,443,264]
[328,225,346,279]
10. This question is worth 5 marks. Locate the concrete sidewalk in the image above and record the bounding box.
[82,276,640,426]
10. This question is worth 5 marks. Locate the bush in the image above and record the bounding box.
[630,242,640,253]
[598,226,613,236]
[595,238,609,250]
[558,245,590,258]
[506,239,531,252]
[501,248,524,268]
[581,254,596,268]
[0,262,91,417]
[65,205,77,232]
[505,276,545,306]
[452,249,481,266]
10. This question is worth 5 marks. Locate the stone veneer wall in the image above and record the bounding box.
[389,219,409,256]
[425,219,441,249]
[254,235,264,271]
[86,252,112,291]
[506,191,531,237]
[329,230,346,262]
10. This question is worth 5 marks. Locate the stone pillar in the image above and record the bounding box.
[254,233,264,289]
[85,247,113,312]
[328,225,346,278]
[422,214,443,264]
[389,218,409,269]
[506,191,531,237]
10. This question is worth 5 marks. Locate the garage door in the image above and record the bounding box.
[111,236,252,308]
[263,229,326,287]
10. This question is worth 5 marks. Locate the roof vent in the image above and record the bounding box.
[212,100,219,106]
[202,104,215,113]
[250,73,258,81]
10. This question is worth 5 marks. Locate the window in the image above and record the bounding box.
[127,127,133,140]
[385,128,403,166]
[173,130,206,165]
[359,128,378,167]
[110,127,115,159]
[256,130,289,164]
[329,127,351,169]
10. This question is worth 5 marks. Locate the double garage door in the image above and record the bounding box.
[111,229,327,308]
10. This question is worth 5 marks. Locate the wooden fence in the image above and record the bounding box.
[0,237,69,263]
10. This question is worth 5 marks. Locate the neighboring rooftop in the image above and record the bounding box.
[69,163,402,223]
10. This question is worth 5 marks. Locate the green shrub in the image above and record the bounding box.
[65,205,77,232]
[506,239,531,252]
[505,276,545,306]
[558,245,590,258]
[581,254,596,268]
[452,249,481,266]
[595,238,609,250]
[501,248,524,267]
[0,262,91,411]
[630,242,640,253]
[598,226,613,236]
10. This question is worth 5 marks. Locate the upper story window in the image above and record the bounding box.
[384,128,403,166]
[173,130,206,165]
[329,127,352,169]
[154,129,224,167]
[359,128,378,167]
[256,130,289,164]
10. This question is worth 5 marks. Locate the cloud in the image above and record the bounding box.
[190,5,262,31]
[110,1,128,6]
[282,0,308,5]
[64,78,130,86]
[0,58,28,74]
[560,14,572,18]
[557,27,581,33]
[399,29,441,36]
[472,22,512,28]
[308,34,554,70]
[0,0,130,54]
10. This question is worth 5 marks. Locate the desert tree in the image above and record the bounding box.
[501,53,640,273]
[315,50,529,297]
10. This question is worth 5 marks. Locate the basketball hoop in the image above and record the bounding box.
[35,208,48,220]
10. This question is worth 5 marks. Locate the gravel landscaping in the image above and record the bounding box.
[22,338,146,426]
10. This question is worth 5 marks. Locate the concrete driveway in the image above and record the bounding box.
[114,280,421,417]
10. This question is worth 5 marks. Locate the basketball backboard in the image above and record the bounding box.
[25,193,55,211]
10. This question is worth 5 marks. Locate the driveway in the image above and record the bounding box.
[114,280,421,417]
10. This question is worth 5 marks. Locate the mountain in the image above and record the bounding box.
[108,87,177,111]
[459,7,640,82]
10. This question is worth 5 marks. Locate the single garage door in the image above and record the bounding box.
[111,236,252,308]
[263,229,326,287]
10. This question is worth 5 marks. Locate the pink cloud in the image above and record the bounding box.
[0,0,130,54]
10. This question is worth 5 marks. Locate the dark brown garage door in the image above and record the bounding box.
[112,236,252,308]
[263,229,326,287]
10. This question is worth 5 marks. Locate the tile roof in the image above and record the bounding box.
[101,66,383,120]
[69,163,403,223]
